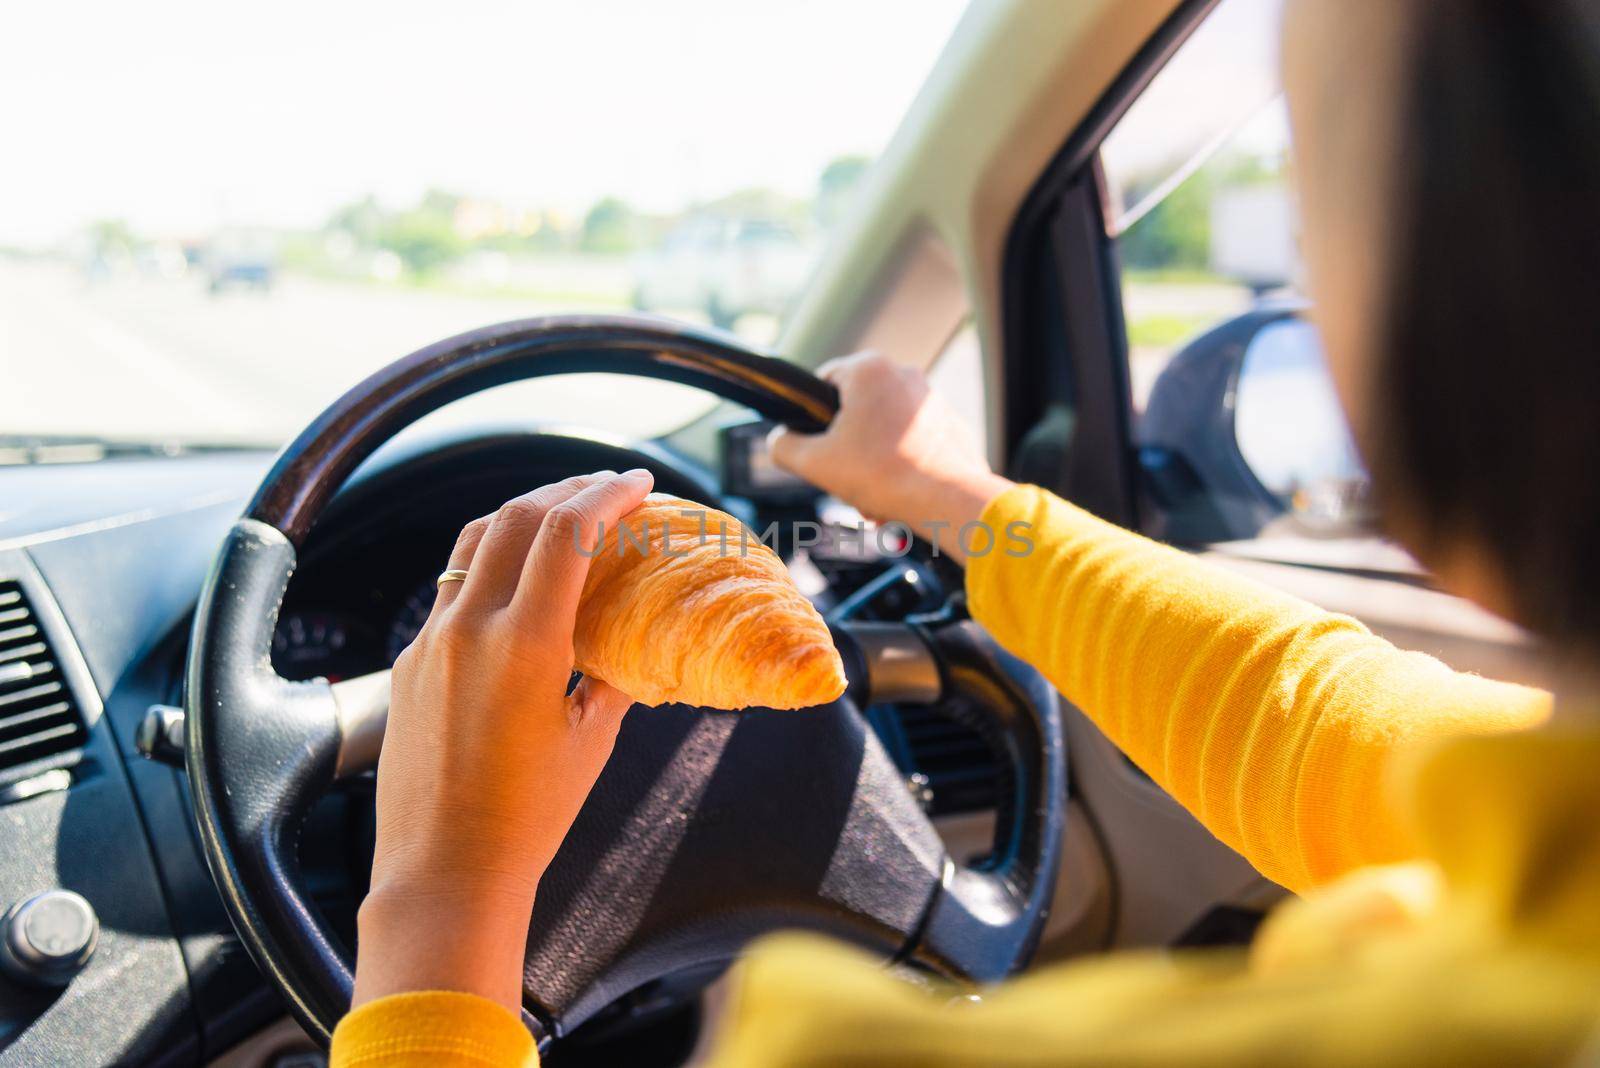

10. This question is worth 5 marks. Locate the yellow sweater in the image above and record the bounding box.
[333,484,1580,1068]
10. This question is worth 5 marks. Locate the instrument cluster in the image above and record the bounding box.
[272,573,439,683]
[269,503,455,685]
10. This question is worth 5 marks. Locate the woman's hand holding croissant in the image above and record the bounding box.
[353,469,654,1013]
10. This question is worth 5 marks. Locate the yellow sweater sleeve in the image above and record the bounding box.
[966,484,1551,892]
[330,991,538,1068]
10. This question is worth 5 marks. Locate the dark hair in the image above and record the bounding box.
[1374,1,1600,649]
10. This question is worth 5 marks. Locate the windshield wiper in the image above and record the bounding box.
[0,434,271,466]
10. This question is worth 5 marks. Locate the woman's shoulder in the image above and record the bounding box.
[705,920,1600,1067]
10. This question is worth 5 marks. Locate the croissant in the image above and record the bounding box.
[573,494,847,710]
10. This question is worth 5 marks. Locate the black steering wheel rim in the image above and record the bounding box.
[243,314,838,546]
[184,314,1065,1047]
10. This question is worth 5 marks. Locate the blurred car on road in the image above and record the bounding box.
[203,230,279,293]
[632,216,810,329]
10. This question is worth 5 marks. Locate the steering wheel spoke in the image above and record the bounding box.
[186,519,350,1036]
[329,669,391,778]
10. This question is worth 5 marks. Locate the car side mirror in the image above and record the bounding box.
[1233,317,1374,534]
[1140,307,1374,543]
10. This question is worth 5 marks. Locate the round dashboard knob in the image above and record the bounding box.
[1,890,98,987]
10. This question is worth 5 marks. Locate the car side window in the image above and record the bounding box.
[927,321,987,451]
[1099,0,1372,547]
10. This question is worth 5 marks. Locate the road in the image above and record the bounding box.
[0,261,720,446]
[1,259,1254,445]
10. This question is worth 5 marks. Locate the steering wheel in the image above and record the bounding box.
[183,315,1066,1049]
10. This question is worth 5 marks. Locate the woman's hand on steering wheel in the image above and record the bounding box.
[352,469,655,1013]
[767,351,1013,561]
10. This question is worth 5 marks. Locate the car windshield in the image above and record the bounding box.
[2,1,966,451]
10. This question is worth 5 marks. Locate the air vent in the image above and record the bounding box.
[893,696,1006,817]
[0,581,87,781]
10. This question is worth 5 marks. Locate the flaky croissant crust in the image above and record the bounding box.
[573,494,847,710]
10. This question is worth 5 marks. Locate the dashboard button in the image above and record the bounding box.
[1,890,98,987]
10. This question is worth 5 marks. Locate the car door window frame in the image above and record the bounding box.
[1000,0,1222,529]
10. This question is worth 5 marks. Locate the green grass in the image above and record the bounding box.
[1122,266,1230,286]
[1126,314,1214,348]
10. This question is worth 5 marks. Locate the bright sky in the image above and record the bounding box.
[1102,0,1285,181]
[1,0,969,245]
